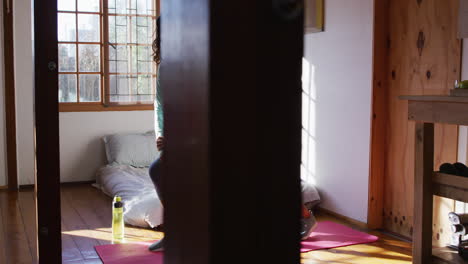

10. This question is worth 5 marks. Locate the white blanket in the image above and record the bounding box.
[95,165,163,228]
[95,165,321,229]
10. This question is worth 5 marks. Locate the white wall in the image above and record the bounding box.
[59,111,154,182]
[0,0,7,187]
[14,0,35,185]
[301,0,374,223]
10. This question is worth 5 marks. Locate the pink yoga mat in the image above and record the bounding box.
[301,221,378,253]
[95,241,163,264]
[95,222,378,263]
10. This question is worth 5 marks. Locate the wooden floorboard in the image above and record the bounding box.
[0,191,34,264]
[0,185,417,264]
[61,219,86,263]
[60,188,100,261]
[17,191,37,263]
[62,187,111,247]
[0,192,7,263]
[301,212,412,264]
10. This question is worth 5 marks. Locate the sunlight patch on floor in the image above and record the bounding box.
[62,227,163,243]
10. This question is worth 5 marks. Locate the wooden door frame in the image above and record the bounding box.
[368,0,389,229]
[3,0,18,191]
[34,0,62,262]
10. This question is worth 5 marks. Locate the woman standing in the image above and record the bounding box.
[148,16,165,252]
[147,16,317,250]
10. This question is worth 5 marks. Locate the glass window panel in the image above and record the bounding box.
[109,94,153,103]
[136,0,148,15]
[108,0,116,12]
[108,16,116,43]
[137,75,151,94]
[137,46,151,60]
[59,74,77,102]
[130,75,138,95]
[79,74,101,102]
[79,44,101,72]
[78,0,100,12]
[58,13,76,42]
[134,17,153,44]
[130,17,137,44]
[138,95,153,102]
[109,45,128,73]
[132,0,155,15]
[110,61,129,73]
[109,45,127,60]
[110,75,131,102]
[131,46,137,72]
[58,0,76,11]
[117,16,128,43]
[58,44,77,72]
[131,46,152,73]
[109,16,128,43]
[78,14,100,42]
[129,0,137,14]
[112,0,128,14]
[136,61,151,73]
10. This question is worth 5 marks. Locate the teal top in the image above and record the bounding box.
[155,67,163,136]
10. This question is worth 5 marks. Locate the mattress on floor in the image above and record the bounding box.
[95,165,163,229]
[95,165,321,229]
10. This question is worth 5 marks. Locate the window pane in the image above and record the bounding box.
[131,46,152,73]
[79,74,101,102]
[109,45,129,73]
[58,13,76,41]
[130,74,153,97]
[131,16,153,44]
[79,44,100,72]
[131,0,156,15]
[110,75,154,103]
[110,74,154,103]
[58,0,76,11]
[110,74,130,101]
[108,0,128,14]
[78,0,100,12]
[109,16,128,43]
[108,16,116,43]
[137,74,151,94]
[78,14,100,42]
[58,44,77,72]
[106,0,157,105]
[59,74,77,102]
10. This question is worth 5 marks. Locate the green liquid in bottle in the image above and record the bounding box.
[112,196,124,242]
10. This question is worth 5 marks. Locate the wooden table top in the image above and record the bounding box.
[399,95,468,103]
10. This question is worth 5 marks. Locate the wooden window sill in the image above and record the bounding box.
[59,104,154,112]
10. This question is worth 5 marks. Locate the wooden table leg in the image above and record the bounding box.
[413,122,434,264]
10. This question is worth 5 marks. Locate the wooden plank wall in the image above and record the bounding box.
[383,0,461,245]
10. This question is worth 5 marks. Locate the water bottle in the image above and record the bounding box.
[112,196,124,241]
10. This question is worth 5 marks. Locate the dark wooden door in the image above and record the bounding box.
[34,0,62,262]
[162,1,304,263]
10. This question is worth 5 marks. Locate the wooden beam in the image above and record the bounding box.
[408,101,468,126]
[413,122,434,264]
[3,0,18,191]
[368,0,389,229]
[34,0,62,262]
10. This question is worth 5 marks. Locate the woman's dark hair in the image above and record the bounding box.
[153,17,161,64]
